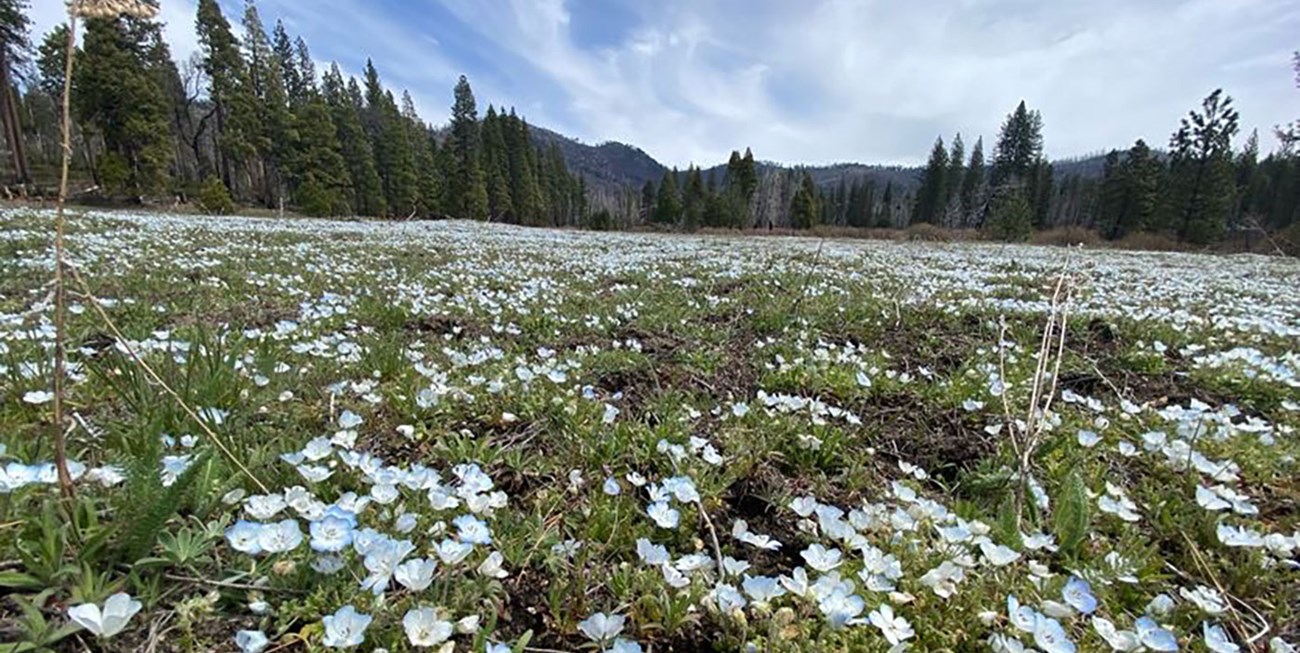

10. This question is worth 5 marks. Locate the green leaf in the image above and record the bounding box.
[1053,470,1091,556]
[0,572,43,590]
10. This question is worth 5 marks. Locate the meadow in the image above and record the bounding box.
[1,209,1298,652]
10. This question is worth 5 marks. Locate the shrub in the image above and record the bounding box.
[985,189,1032,242]
[197,176,234,215]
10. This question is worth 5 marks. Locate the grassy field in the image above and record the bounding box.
[1,208,1298,652]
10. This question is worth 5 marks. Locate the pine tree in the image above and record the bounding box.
[1097,150,1127,238]
[1123,139,1161,236]
[242,1,293,206]
[481,105,513,220]
[292,94,351,216]
[76,16,174,195]
[639,179,655,222]
[790,170,820,229]
[943,134,965,224]
[447,75,487,220]
[272,21,305,107]
[196,0,258,197]
[653,169,680,224]
[1030,160,1053,228]
[682,165,705,230]
[0,0,30,183]
[1165,89,1239,244]
[912,136,948,224]
[959,137,986,227]
[986,187,1032,241]
[989,101,1043,193]
[322,64,382,216]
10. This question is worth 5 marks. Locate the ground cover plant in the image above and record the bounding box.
[1,208,1298,652]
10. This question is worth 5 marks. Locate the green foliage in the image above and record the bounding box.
[1053,470,1091,557]
[1164,89,1240,245]
[912,136,949,225]
[653,169,681,224]
[114,449,210,563]
[584,208,615,231]
[790,170,820,229]
[448,74,489,220]
[198,175,234,214]
[985,187,1032,241]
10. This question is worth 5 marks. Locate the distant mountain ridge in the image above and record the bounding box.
[529,125,1111,193]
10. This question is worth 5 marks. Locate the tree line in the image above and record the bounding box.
[1,0,585,224]
[628,86,1299,245]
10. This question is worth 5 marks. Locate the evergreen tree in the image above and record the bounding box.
[790,170,820,229]
[986,187,1032,241]
[272,21,305,107]
[989,100,1043,192]
[653,169,680,224]
[481,105,513,220]
[1096,150,1127,237]
[1124,140,1161,235]
[242,1,293,206]
[639,179,655,222]
[959,137,986,226]
[878,181,894,227]
[76,16,174,195]
[196,0,258,196]
[292,94,351,216]
[321,64,382,215]
[0,0,30,183]
[912,136,948,224]
[943,133,965,222]
[682,165,705,230]
[1030,160,1053,228]
[1165,89,1239,244]
[447,75,488,220]
[293,37,315,93]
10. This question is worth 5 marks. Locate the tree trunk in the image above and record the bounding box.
[0,50,29,184]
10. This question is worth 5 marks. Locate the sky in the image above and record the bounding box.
[29,0,1300,167]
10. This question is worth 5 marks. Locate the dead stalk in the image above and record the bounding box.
[1000,255,1076,527]
[51,11,79,498]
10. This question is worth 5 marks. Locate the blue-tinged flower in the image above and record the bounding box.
[394,558,437,592]
[235,630,269,653]
[436,538,474,565]
[453,514,493,545]
[67,593,142,639]
[1203,622,1239,653]
[361,538,416,594]
[258,519,303,554]
[321,605,371,648]
[603,477,622,496]
[800,543,843,572]
[1007,595,1039,633]
[226,520,265,555]
[609,639,643,653]
[742,575,786,604]
[1062,577,1097,614]
[310,515,355,553]
[1093,616,1140,652]
[1032,614,1076,653]
[869,603,914,646]
[402,607,452,647]
[646,501,680,529]
[818,586,864,629]
[635,538,669,566]
[577,612,625,644]
[1137,618,1178,651]
[711,583,747,613]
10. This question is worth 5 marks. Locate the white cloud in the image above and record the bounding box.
[24,0,1300,167]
